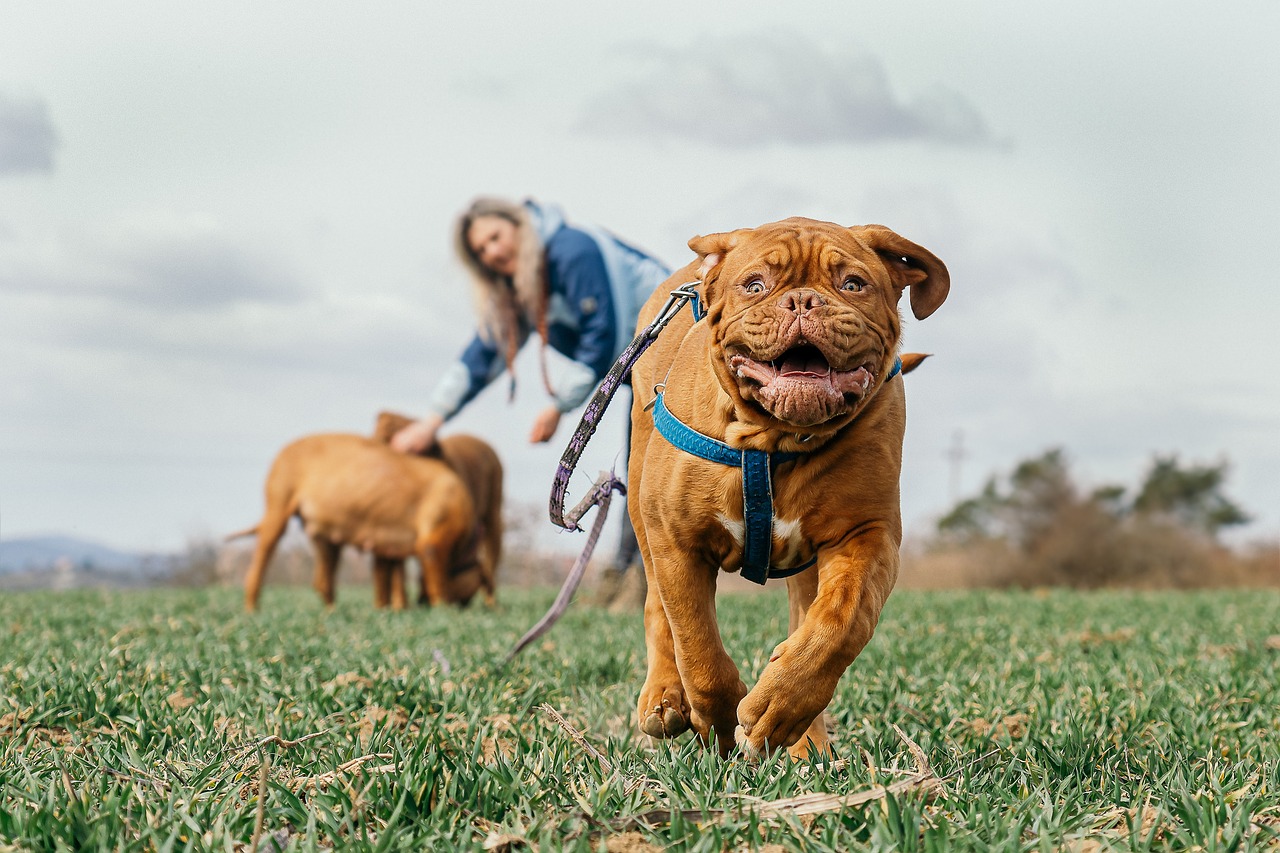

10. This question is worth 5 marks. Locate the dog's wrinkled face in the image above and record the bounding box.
[690,218,949,430]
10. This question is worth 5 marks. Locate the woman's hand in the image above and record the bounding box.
[391,414,444,454]
[529,406,562,443]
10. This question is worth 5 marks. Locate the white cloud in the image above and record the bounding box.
[0,227,307,310]
[0,92,57,175]
[577,32,994,148]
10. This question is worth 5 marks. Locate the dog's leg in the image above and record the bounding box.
[388,559,408,609]
[243,510,291,611]
[416,542,449,606]
[628,498,692,741]
[650,553,746,757]
[782,570,832,760]
[371,557,394,608]
[481,471,503,606]
[735,534,898,757]
[309,536,341,607]
[636,558,692,741]
[415,493,473,606]
[480,519,501,606]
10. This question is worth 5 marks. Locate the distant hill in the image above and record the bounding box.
[0,535,147,574]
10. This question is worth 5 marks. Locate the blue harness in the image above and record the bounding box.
[652,331,902,584]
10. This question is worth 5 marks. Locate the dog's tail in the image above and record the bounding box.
[223,525,259,542]
[900,352,932,375]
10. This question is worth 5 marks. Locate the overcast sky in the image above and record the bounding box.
[2,1,1277,556]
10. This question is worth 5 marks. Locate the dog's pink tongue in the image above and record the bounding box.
[779,350,829,375]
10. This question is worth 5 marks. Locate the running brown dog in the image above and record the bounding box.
[233,423,502,611]
[627,217,949,759]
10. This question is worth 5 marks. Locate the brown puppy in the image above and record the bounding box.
[372,410,504,604]
[627,217,949,759]
[234,432,489,611]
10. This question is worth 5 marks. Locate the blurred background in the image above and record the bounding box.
[2,1,1276,589]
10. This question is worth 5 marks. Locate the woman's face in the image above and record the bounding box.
[467,215,519,278]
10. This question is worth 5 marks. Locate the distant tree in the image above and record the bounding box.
[1131,454,1250,538]
[936,477,1003,540]
[1003,449,1077,550]
[1089,484,1128,517]
[936,448,1116,548]
[930,447,1252,588]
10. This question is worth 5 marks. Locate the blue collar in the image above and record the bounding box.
[689,290,705,322]
[651,356,901,584]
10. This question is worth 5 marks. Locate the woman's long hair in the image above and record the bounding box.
[454,197,551,397]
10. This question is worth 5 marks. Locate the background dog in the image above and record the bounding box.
[626,217,949,758]
[232,423,501,611]
[372,410,503,600]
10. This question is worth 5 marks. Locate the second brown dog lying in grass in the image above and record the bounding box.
[232,419,502,611]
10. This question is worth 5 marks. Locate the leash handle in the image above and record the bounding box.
[548,281,700,531]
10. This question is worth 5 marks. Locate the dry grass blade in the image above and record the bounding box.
[538,702,655,797]
[623,771,943,828]
[292,753,397,792]
[482,830,532,851]
[621,727,944,829]
[890,723,934,775]
[795,757,852,777]
[249,751,270,853]
[473,814,533,851]
[752,772,943,819]
[238,730,331,755]
[539,702,613,775]
[102,766,170,795]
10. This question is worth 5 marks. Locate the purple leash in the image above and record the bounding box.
[502,282,700,663]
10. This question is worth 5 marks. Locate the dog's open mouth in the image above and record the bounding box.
[728,344,876,426]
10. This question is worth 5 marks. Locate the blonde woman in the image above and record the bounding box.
[392,197,670,451]
[392,197,670,581]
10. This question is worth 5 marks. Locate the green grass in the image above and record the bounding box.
[1,585,1278,851]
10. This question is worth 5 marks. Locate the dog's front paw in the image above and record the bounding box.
[736,677,830,758]
[733,707,803,757]
[733,718,830,759]
[637,683,690,739]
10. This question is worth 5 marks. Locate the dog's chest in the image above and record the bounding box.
[715,513,811,571]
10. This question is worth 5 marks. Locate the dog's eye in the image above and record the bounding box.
[743,278,766,295]
[841,276,867,293]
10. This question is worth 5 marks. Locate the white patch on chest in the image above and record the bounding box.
[772,517,802,546]
[716,514,808,566]
[772,517,806,566]
[716,513,744,545]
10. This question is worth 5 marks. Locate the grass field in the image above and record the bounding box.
[1,585,1277,851]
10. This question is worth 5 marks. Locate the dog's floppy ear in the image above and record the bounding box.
[373,410,416,443]
[856,225,950,320]
[688,228,753,299]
